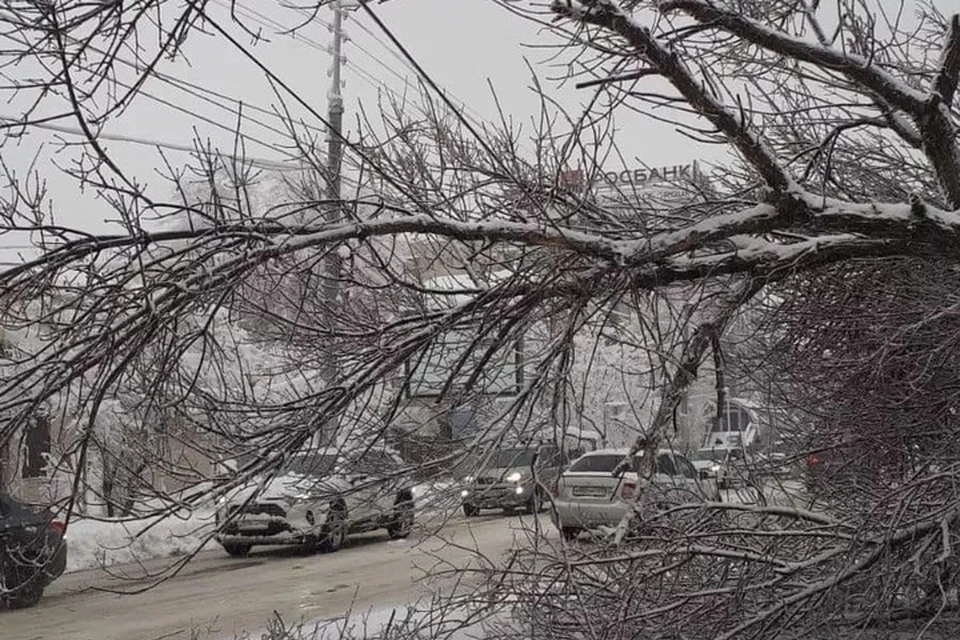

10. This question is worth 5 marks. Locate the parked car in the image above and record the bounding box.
[460,443,569,517]
[0,493,67,609]
[690,447,748,489]
[551,448,717,541]
[215,447,415,557]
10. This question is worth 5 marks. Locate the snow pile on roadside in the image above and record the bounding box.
[63,481,459,574]
[66,508,216,573]
[231,602,503,640]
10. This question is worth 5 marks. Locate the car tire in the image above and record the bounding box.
[462,503,480,518]
[560,527,581,542]
[2,569,44,610]
[387,497,414,540]
[222,542,251,558]
[7,584,44,610]
[319,504,347,553]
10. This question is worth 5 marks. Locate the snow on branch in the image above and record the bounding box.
[6,191,960,305]
[934,14,960,107]
[652,0,960,207]
[0,211,630,287]
[656,0,928,116]
[552,0,794,192]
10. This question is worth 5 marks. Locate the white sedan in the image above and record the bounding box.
[551,448,717,540]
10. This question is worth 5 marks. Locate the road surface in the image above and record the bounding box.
[2,482,804,640]
[3,512,546,640]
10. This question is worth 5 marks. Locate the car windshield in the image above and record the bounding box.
[710,406,751,432]
[283,454,338,477]
[568,454,628,473]
[490,448,537,469]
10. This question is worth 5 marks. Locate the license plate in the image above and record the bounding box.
[572,486,607,497]
[239,520,270,532]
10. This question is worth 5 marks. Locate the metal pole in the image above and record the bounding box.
[325,1,344,291]
[319,1,347,447]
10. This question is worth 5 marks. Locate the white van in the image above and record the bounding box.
[702,399,760,451]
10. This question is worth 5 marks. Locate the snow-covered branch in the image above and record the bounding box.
[934,14,960,108]
[552,0,793,191]
[651,0,960,207]
[656,0,928,115]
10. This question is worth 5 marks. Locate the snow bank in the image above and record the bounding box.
[64,482,455,574]
[230,602,503,640]
[65,508,216,573]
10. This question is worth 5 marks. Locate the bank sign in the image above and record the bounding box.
[559,161,702,189]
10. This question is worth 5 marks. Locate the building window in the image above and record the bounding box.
[22,413,51,479]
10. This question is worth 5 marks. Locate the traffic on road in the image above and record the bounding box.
[1,465,802,640]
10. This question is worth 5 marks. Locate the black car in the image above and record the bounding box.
[0,493,68,609]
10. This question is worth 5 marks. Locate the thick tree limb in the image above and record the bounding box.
[5,193,955,296]
[656,0,927,116]
[925,14,960,208]
[934,14,960,107]
[651,0,960,207]
[551,0,794,192]
[876,101,924,150]
[710,324,726,428]
[918,94,960,208]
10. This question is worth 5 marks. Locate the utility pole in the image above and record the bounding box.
[326,0,346,224]
[324,0,346,296]
[318,0,352,448]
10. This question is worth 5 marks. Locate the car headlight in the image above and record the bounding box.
[710,464,721,473]
[506,471,523,483]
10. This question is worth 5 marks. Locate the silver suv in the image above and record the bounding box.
[215,447,414,557]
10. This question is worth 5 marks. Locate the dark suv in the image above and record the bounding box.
[0,493,68,609]
[460,444,568,516]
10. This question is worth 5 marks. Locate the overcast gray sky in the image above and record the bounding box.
[0,0,951,265]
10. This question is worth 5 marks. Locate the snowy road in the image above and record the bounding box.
[2,482,804,640]
[3,511,541,640]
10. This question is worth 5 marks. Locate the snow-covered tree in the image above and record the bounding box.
[2,0,960,636]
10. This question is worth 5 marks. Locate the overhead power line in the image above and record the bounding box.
[1,2,512,194]
[219,0,495,137]
[0,114,371,194]
[0,115,301,172]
